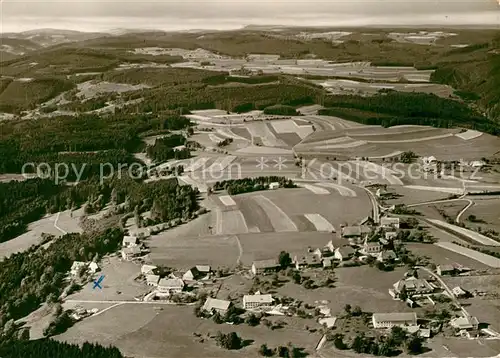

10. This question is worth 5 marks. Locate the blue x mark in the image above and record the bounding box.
[93,275,105,290]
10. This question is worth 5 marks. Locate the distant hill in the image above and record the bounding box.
[1,29,107,48]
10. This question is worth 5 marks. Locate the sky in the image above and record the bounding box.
[1,0,499,33]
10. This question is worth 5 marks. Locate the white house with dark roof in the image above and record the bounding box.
[243,293,273,310]
[437,264,456,276]
[450,314,479,331]
[372,312,418,329]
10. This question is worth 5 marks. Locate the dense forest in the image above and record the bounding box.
[0,113,193,176]
[319,91,500,135]
[263,104,300,116]
[0,339,123,358]
[146,134,190,162]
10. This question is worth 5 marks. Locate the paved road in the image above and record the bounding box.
[359,186,380,224]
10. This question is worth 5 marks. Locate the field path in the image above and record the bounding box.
[455,199,474,224]
[316,182,357,197]
[253,195,298,232]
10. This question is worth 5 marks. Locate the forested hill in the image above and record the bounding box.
[431,34,500,123]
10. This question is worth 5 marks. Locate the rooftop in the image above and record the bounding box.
[253,259,279,269]
[203,298,231,311]
[158,278,184,288]
[243,294,273,304]
[373,312,417,323]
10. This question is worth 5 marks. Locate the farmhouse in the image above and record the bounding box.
[88,262,99,274]
[341,225,371,238]
[121,246,141,261]
[323,258,333,268]
[437,264,456,276]
[361,239,383,255]
[293,255,322,270]
[157,278,185,296]
[391,277,435,298]
[450,314,479,331]
[380,217,400,229]
[122,235,138,247]
[372,312,418,329]
[377,250,397,263]
[146,274,160,286]
[251,259,280,275]
[452,286,469,298]
[202,298,231,315]
[334,246,356,261]
[183,265,211,281]
[243,293,274,310]
[470,160,486,168]
[141,264,157,275]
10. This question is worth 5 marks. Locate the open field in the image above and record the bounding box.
[252,195,298,232]
[315,78,454,98]
[57,304,320,358]
[463,198,500,234]
[297,124,500,161]
[66,255,150,302]
[442,275,500,296]
[429,219,500,246]
[277,266,411,314]
[304,213,335,232]
[406,243,491,270]
[217,209,249,235]
[435,242,500,268]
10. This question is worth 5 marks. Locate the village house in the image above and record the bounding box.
[251,259,280,275]
[452,286,469,298]
[322,258,333,268]
[243,293,274,310]
[334,246,356,261]
[182,265,211,281]
[380,217,400,229]
[121,246,141,261]
[372,312,418,329]
[146,274,160,286]
[391,277,436,298]
[361,239,383,256]
[122,235,138,248]
[202,298,231,315]
[157,277,185,296]
[437,264,456,276]
[293,255,322,270]
[88,262,99,274]
[450,314,479,331]
[141,264,157,275]
[377,250,397,263]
